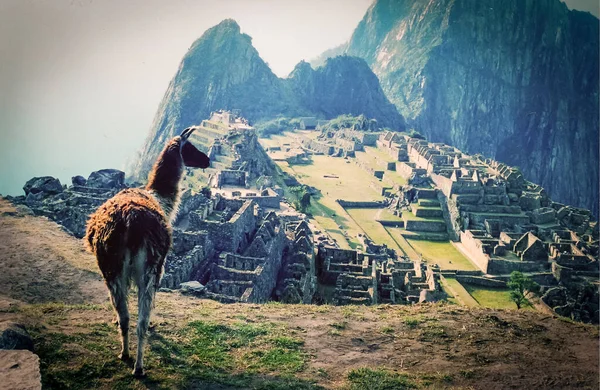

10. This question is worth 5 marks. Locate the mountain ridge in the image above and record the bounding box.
[130,19,404,180]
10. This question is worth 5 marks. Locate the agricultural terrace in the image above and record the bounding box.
[260,131,476,272]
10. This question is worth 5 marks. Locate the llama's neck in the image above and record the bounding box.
[146,140,184,221]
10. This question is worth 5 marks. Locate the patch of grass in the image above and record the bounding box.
[32,306,318,390]
[403,317,422,328]
[419,372,454,386]
[406,239,477,271]
[463,284,534,310]
[247,347,306,374]
[345,208,403,253]
[329,321,347,330]
[271,336,304,350]
[459,369,477,379]
[441,277,480,307]
[418,324,448,342]
[345,367,417,390]
[380,325,395,335]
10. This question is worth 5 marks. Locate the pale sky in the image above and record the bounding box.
[0,0,597,196]
[0,0,372,196]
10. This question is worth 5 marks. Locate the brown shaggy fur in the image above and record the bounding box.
[146,137,184,202]
[85,188,171,285]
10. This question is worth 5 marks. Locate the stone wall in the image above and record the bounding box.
[298,135,334,155]
[404,220,447,232]
[460,231,491,272]
[437,191,460,241]
[240,188,280,208]
[218,170,246,187]
[337,200,387,208]
[486,259,549,274]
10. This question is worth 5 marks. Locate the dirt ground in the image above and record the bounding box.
[0,198,598,389]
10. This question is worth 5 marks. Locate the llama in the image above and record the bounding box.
[85,126,209,376]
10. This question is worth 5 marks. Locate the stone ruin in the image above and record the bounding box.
[315,246,442,305]
[185,110,276,190]
[375,133,599,322]
[157,190,318,304]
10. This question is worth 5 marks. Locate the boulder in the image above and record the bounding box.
[0,350,41,390]
[0,323,33,351]
[86,169,125,189]
[180,281,206,295]
[71,175,87,186]
[23,176,63,196]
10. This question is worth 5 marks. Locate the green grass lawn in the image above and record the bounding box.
[382,170,408,187]
[462,284,534,310]
[406,239,477,271]
[363,146,397,163]
[441,278,480,307]
[377,208,403,222]
[289,156,383,202]
[385,228,421,259]
[282,155,386,249]
[345,208,402,253]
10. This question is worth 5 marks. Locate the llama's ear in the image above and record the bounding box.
[180,127,196,141]
[182,142,210,168]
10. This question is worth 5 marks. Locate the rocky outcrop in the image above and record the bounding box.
[7,170,128,238]
[130,19,404,180]
[328,0,599,216]
[23,177,63,196]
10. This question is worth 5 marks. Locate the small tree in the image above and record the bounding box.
[289,186,310,213]
[507,271,539,309]
[300,192,311,211]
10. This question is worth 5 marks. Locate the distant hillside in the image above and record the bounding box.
[130,19,404,180]
[317,0,599,216]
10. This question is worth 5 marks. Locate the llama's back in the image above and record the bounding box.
[85,188,171,283]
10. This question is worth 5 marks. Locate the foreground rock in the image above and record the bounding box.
[0,350,41,390]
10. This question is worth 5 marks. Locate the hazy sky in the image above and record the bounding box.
[0,0,597,196]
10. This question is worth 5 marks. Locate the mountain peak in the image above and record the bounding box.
[214,18,241,33]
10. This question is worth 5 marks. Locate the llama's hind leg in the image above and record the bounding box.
[107,275,130,360]
[133,259,162,377]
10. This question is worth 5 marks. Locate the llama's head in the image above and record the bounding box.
[178,127,210,169]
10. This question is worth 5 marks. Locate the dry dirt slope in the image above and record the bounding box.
[0,198,598,390]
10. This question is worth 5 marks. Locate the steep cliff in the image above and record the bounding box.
[131,19,404,180]
[341,0,599,215]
